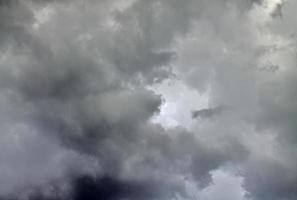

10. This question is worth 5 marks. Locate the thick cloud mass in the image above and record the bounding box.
[1,0,297,200]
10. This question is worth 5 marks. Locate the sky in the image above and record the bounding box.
[0,0,297,200]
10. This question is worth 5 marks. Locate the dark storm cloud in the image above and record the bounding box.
[73,176,161,200]
[1,0,297,200]
[25,175,164,200]
[0,0,234,199]
[0,0,171,198]
[0,176,163,200]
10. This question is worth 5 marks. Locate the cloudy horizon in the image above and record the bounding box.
[0,0,297,200]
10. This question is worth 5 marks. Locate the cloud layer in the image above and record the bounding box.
[0,0,297,200]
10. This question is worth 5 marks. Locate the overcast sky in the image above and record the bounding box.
[0,0,297,200]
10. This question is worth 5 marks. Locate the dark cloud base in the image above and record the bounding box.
[0,175,159,200]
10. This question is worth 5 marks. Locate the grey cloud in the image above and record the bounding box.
[72,175,164,200]
[243,159,297,200]
[140,128,249,189]
[175,0,297,199]
[1,0,296,200]
[0,0,223,199]
[0,0,174,198]
[271,3,283,18]
[192,105,229,119]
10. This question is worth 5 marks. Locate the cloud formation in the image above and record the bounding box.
[0,0,297,200]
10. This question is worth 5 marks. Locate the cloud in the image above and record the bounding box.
[243,159,297,200]
[1,0,297,200]
[192,105,229,119]
[198,170,247,200]
[0,0,174,198]
[71,175,163,200]
[170,0,297,199]
[0,0,241,199]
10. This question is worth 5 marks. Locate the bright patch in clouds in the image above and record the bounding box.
[151,79,209,129]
